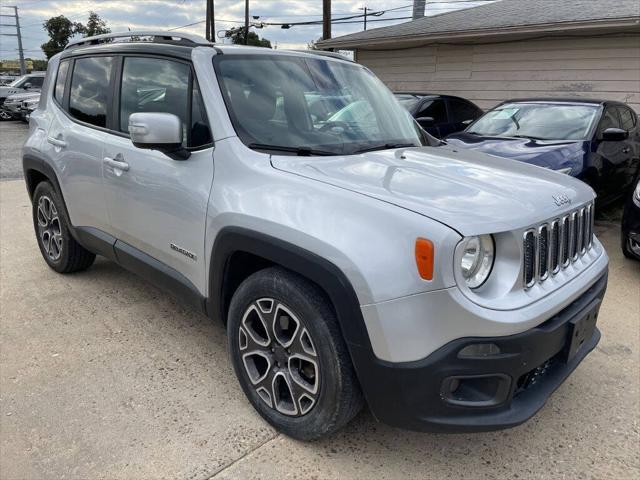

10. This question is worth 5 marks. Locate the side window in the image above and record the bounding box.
[119,57,189,137]
[598,106,622,136]
[449,99,481,123]
[69,56,113,128]
[617,106,636,131]
[119,56,211,148]
[54,61,69,102]
[418,99,447,123]
[29,76,44,88]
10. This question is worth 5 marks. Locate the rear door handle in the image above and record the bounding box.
[47,136,67,148]
[103,156,130,172]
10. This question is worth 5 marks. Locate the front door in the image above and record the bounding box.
[102,55,214,290]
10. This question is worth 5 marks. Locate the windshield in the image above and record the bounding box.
[213,54,427,155]
[8,76,26,87]
[467,102,599,140]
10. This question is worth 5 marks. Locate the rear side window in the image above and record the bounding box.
[69,56,113,128]
[449,98,481,123]
[54,60,69,102]
[617,106,636,130]
[27,76,44,88]
[119,56,211,148]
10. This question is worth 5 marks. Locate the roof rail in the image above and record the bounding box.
[288,49,354,62]
[65,31,212,50]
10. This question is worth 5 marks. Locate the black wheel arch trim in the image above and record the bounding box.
[207,227,385,417]
[207,226,371,348]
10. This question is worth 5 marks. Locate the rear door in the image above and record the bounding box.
[43,55,113,233]
[101,55,214,290]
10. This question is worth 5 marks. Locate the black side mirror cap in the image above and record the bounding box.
[602,127,628,142]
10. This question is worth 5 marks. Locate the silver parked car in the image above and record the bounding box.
[0,72,44,120]
[1,91,40,121]
[23,32,609,440]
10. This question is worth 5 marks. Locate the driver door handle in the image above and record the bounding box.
[103,156,130,172]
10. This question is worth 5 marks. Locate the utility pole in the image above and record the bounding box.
[359,6,368,31]
[322,0,331,41]
[205,0,215,42]
[244,0,249,45]
[0,5,26,75]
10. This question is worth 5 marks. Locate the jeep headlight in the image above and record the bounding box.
[459,235,494,289]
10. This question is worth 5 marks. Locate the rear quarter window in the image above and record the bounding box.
[54,60,69,102]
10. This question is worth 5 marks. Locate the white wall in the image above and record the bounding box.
[356,34,640,113]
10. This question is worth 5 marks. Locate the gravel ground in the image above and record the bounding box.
[1,121,638,479]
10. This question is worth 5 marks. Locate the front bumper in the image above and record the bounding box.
[351,272,607,432]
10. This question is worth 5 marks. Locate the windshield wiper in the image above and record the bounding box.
[248,143,335,156]
[351,142,418,154]
[512,134,548,141]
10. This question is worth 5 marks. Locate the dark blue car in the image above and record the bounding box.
[445,99,640,203]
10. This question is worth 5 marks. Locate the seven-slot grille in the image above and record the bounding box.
[523,202,594,289]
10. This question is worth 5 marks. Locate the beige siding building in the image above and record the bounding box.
[320,0,640,112]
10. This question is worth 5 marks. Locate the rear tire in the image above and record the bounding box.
[32,182,95,273]
[228,267,363,440]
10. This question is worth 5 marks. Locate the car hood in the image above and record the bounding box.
[271,145,595,236]
[4,91,39,102]
[445,132,587,173]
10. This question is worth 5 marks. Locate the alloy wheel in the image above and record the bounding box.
[36,195,63,261]
[239,298,320,416]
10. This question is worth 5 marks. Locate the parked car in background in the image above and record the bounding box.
[446,99,640,204]
[0,72,45,120]
[1,91,40,121]
[20,93,41,122]
[622,179,640,260]
[394,92,483,138]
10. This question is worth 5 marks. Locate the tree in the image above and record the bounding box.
[225,27,272,48]
[40,15,84,59]
[307,37,322,50]
[40,12,110,59]
[84,11,110,37]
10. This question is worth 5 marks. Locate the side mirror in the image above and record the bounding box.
[601,127,628,142]
[416,116,435,126]
[23,82,32,90]
[128,112,190,160]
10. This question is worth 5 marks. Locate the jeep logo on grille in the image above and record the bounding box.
[553,194,571,207]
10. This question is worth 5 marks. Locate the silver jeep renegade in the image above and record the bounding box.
[23,32,609,440]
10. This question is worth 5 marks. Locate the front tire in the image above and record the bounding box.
[32,182,95,273]
[228,267,363,440]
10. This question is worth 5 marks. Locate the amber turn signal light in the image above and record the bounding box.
[415,238,434,280]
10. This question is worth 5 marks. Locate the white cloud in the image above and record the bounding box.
[1,0,491,59]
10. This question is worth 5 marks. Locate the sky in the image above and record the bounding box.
[0,0,493,60]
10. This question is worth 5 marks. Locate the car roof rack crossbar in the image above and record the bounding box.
[65,31,212,50]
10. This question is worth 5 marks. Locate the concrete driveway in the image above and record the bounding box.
[1,121,639,479]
